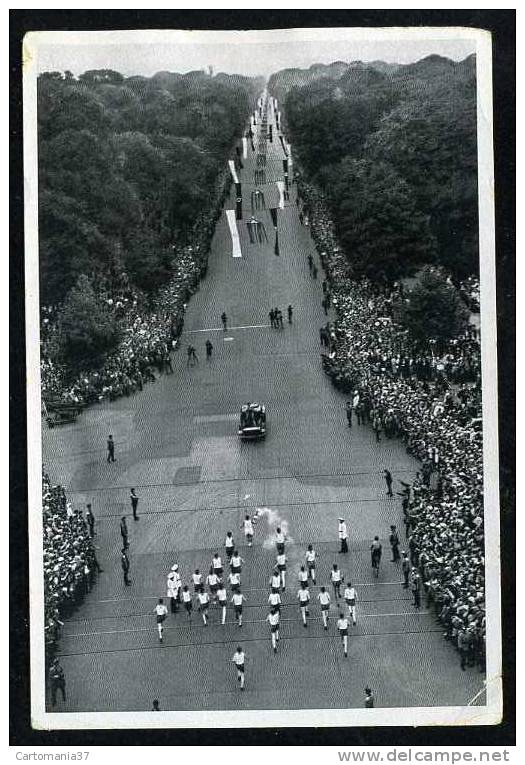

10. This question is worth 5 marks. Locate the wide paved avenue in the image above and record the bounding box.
[43,109,484,712]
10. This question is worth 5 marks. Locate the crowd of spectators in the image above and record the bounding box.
[40,168,233,408]
[42,471,102,658]
[299,179,485,668]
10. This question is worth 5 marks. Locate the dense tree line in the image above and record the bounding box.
[38,68,260,305]
[270,55,478,283]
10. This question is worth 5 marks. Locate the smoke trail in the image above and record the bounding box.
[253,506,294,549]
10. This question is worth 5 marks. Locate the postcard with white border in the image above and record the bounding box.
[23,25,501,730]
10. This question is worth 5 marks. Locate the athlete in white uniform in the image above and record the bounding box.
[267,608,280,653]
[230,551,244,574]
[275,527,286,554]
[297,583,310,627]
[344,582,358,625]
[154,598,168,642]
[298,565,308,586]
[192,569,203,593]
[268,590,282,613]
[232,646,245,689]
[228,570,241,592]
[337,613,349,657]
[305,545,317,583]
[206,569,220,600]
[197,590,210,625]
[276,551,287,589]
[243,515,254,546]
[182,585,192,618]
[231,591,246,627]
[225,531,235,559]
[211,553,223,577]
[318,586,331,630]
[217,583,227,624]
[270,569,281,593]
[331,564,343,599]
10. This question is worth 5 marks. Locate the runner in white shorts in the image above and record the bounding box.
[343,582,358,625]
[230,551,244,575]
[206,568,220,600]
[268,589,282,613]
[217,583,228,624]
[154,598,168,642]
[228,570,241,592]
[297,583,310,627]
[318,586,331,630]
[197,590,210,625]
[331,564,343,600]
[267,607,280,653]
[243,515,254,547]
[225,531,235,559]
[298,565,308,587]
[181,585,193,618]
[232,646,245,689]
[192,569,204,594]
[276,551,287,590]
[306,544,317,583]
[337,613,349,657]
[211,553,223,578]
[270,569,281,593]
[231,591,246,627]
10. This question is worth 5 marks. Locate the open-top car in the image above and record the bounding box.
[238,402,266,440]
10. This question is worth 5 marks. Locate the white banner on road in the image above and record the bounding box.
[226,209,242,258]
[276,181,285,209]
[228,160,238,185]
[242,137,247,159]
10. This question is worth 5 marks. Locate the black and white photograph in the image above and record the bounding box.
[20,22,504,731]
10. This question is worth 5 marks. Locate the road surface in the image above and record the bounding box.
[43,108,484,713]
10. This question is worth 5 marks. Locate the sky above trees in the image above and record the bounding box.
[34,29,477,78]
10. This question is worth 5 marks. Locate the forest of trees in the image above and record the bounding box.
[38,68,261,306]
[270,55,479,283]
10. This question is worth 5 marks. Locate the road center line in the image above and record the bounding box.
[185,324,271,333]
[65,612,430,638]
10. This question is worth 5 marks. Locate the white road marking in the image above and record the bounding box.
[276,180,285,209]
[228,160,238,185]
[65,612,430,638]
[224,337,234,342]
[226,209,242,257]
[185,324,271,333]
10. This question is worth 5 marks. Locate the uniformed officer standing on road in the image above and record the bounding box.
[389,525,400,562]
[86,503,95,537]
[121,548,131,586]
[411,570,421,609]
[401,551,411,588]
[49,658,66,706]
[130,488,139,520]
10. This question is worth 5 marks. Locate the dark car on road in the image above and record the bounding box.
[238,403,266,440]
